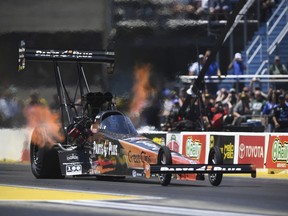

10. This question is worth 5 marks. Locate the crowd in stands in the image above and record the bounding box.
[158,51,288,133]
[0,87,50,128]
[113,0,277,25]
[160,84,288,133]
[1,79,287,133]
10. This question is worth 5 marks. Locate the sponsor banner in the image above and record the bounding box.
[182,134,206,163]
[238,135,265,168]
[141,133,166,146]
[211,134,234,164]
[167,133,182,154]
[266,135,288,169]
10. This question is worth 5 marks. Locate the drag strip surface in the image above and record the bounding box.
[0,163,288,216]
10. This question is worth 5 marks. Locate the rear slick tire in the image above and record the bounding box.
[30,127,63,179]
[208,146,223,186]
[157,146,172,186]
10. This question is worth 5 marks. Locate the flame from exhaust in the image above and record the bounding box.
[129,63,152,125]
[24,105,64,148]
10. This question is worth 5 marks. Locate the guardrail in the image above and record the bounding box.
[2,129,288,175]
[179,74,288,84]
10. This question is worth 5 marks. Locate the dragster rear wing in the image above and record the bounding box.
[18,40,115,71]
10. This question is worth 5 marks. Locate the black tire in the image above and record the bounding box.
[208,146,223,186]
[30,127,63,179]
[157,146,172,186]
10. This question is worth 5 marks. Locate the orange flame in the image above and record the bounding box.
[24,105,64,148]
[129,63,152,125]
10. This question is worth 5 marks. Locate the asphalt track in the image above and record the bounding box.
[0,163,288,216]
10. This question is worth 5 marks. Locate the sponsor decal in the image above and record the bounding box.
[185,137,201,159]
[266,136,288,169]
[238,136,265,168]
[93,142,104,155]
[167,134,179,152]
[239,144,264,159]
[94,140,118,156]
[160,166,242,172]
[152,137,166,146]
[213,135,234,164]
[66,164,82,175]
[35,50,93,58]
[119,140,158,168]
[142,133,166,146]
[272,138,288,163]
[223,143,234,160]
[128,151,151,164]
[66,153,79,161]
[183,135,206,163]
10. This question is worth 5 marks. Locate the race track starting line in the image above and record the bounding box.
[0,185,140,201]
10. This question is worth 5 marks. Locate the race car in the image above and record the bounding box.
[19,41,256,186]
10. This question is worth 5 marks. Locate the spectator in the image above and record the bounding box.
[260,0,275,22]
[210,101,227,131]
[160,89,174,125]
[215,88,232,113]
[269,56,288,75]
[227,88,238,111]
[233,91,252,125]
[204,50,221,96]
[272,94,288,132]
[228,52,246,92]
[188,54,205,76]
[194,0,214,19]
[0,86,24,128]
[285,91,288,107]
[212,0,232,20]
[262,89,278,132]
[251,89,266,116]
[269,55,288,90]
[203,92,214,121]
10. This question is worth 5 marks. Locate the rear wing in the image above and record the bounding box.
[18,40,115,71]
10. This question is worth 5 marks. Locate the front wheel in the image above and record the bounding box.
[157,146,172,186]
[208,146,223,186]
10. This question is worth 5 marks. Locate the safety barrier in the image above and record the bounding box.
[0,129,287,174]
[143,131,288,174]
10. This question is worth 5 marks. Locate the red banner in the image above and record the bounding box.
[238,135,265,168]
[266,135,288,169]
[182,134,206,163]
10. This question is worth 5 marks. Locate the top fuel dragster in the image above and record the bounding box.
[18,39,256,186]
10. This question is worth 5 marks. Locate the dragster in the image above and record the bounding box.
[18,39,256,186]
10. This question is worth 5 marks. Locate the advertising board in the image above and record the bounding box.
[266,135,288,169]
[238,135,265,168]
[182,134,206,163]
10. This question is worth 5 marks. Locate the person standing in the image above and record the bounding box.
[228,52,246,92]
[269,55,288,90]
[272,93,288,132]
[188,54,205,76]
[204,50,221,96]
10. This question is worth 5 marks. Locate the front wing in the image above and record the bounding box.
[145,164,256,178]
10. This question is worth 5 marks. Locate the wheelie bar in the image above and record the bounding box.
[147,164,256,178]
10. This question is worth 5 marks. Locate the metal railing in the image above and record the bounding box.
[266,0,288,56]
[244,0,287,75]
[179,74,288,84]
[245,35,263,73]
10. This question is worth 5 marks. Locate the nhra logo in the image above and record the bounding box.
[239,143,264,159]
[66,153,79,161]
